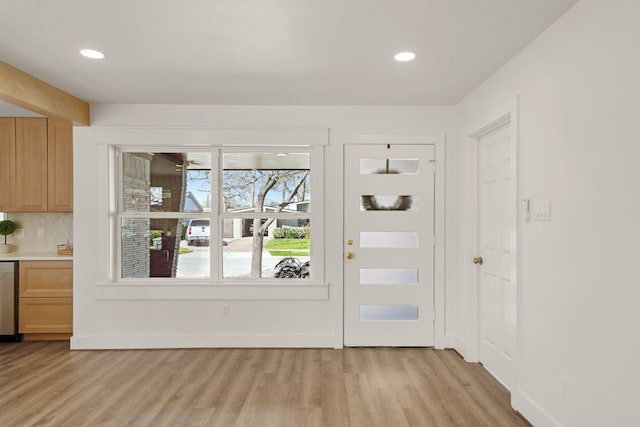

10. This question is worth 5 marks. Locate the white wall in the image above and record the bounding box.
[73,106,458,349]
[456,0,640,425]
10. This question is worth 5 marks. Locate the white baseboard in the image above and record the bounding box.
[453,336,478,363]
[70,333,336,350]
[515,389,564,427]
[444,333,457,349]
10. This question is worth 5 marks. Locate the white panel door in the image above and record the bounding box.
[344,144,435,346]
[478,122,517,389]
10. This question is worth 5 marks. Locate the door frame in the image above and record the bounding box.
[468,96,521,407]
[340,134,446,349]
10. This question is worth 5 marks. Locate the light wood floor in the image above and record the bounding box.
[0,342,530,427]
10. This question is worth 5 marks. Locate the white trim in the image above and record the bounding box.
[71,333,336,350]
[88,127,329,146]
[95,282,329,300]
[434,137,446,349]
[514,390,563,427]
[512,94,523,411]
[110,144,324,291]
[340,133,445,145]
[470,113,511,138]
[444,333,457,349]
[219,212,312,220]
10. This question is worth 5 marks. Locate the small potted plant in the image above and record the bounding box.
[0,219,17,254]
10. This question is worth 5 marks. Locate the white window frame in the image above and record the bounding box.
[99,143,326,300]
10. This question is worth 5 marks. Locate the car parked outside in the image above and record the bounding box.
[186,219,209,246]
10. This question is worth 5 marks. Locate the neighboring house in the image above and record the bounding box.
[224,205,308,239]
[183,191,204,213]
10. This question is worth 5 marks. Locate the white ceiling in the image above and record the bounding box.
[0,0,578,106]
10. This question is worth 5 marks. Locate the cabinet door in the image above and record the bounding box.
[0,118,16,211]
[47,119,73,212]
[15,118,47,212]
[19,260,73,298]
[19,297,73,334]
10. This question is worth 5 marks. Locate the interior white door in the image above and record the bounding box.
[478,122,517,389]
[344,144,435,347]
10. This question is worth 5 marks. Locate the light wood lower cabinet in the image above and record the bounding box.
[19,260,72,340]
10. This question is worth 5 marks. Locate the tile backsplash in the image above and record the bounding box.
[4,212,73,253]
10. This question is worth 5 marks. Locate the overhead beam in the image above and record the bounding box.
[0,61,90,125]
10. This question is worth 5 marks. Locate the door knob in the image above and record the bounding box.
[473,256,483,265]
[346,252,355,260]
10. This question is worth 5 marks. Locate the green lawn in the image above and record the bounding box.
[265,238,310,250]
[265,238,310,256]
[268,250,310,257]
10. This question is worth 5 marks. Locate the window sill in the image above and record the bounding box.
[95,281,329,300]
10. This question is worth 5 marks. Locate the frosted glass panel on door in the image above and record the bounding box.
[360,305,419,321]
[360,269,418,285]
[360,232,418,248]
[359,159,419,174]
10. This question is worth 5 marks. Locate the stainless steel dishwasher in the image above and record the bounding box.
[0,261,20,341]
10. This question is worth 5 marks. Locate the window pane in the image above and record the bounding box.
[360,269,418,285]
[359,159,419,174]
[222,153,310,212]
[122,152,212,213]
[360,305,419,321]
[121,218,210,279]
[361,195,418,211]
[222,218,310,279]
[360,232,419,248]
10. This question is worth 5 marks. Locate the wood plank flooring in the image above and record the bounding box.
[0,342,530,427]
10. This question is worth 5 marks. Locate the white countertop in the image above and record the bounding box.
[0,252,73,261]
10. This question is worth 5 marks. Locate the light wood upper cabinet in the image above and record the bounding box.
[0,118,73,212]
[47,119,73,212]
[15,118,48,212]
[0,118,16,210]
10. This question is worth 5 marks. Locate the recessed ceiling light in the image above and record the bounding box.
[394,52,416,62]
[80,49,105,59]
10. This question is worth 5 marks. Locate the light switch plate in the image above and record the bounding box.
[534,201,551,221]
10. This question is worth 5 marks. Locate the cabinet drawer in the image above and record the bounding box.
[19,261,72,297]
[19,297,72,334]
